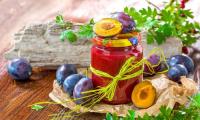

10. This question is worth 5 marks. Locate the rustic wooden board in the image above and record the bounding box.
[4,22,91,69]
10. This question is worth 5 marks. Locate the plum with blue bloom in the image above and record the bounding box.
[168,54,194,73]
[73,77,94,104]
[56,64,77,86]
[167,54,193,82]
[7,58,32,81]
[63,74,85,96]
[175,64,188,76]
[129,37,138,46]
[167,66,181,82]
[167,64,189,82]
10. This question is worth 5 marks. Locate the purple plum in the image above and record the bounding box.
[73,77,93,104]
[144,54,161,76]
[56,64,77,86]
[7,58,32,81]
[112,12,136,33]
[168,54,194,74]
[63,74,85,96]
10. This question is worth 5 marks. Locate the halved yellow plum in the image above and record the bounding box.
[131,81,156,109]
[93,18,122,37]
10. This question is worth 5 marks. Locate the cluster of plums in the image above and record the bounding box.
[56,64,93,104]
[143,53,194,82]
[167,54,194,82]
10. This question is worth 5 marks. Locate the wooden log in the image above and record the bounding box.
[4,22,182,69]
[4,22,91,69]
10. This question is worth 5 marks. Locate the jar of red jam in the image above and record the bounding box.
[91,32,143,104]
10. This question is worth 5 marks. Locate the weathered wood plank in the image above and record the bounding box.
[4,22,91,69]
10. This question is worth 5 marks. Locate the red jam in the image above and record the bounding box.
[91,38,143,104]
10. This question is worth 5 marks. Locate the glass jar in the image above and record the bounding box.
[91,32,143,104]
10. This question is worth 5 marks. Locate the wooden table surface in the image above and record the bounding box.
[0,70,105,120]
[0,70,57,120]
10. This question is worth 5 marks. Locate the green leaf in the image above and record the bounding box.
[59,33,65,41]
[144,19,158,30]
[160,10,173,22]
[147,33,154,44]
[194,22,200,31]
[152,8,157,18]
[31,104,45,111]
[190,93,200,108]
[55,14,73,29]
[106,113,113,120]
[78,22,94,39]
[139,7,157,19]
[125,114,129,120]
[89,18,95,25]
[154,31,166,45]
[182,9,194,18]
[128,110,135,120]
[112,113,119,120]
[157,23,175,37]
[158,106,172,119]
[138,113,154,120]
[125,7,145,29]
[102,39,109,46]
[171,109,185,120]
[55,14,64,25]
[60,30,77,42]
[124,6,129,13]
[181,34,196,45]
